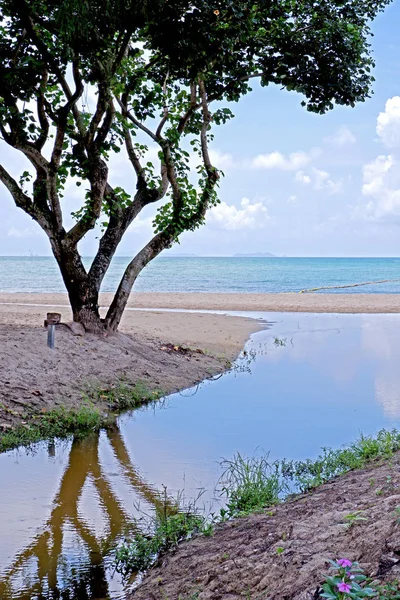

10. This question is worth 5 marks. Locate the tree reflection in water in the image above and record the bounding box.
[0,426,173,600]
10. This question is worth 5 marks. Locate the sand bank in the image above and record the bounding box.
[0,299,260,431]
[0,291,399,313]
[131,454,400,600]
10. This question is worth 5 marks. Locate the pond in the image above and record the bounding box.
[1,312,400,600]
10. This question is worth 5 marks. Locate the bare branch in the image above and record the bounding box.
[66,159,108,245]
[124,125,146,185]
[19,5,86,138]
[177,82,200,134]
[0,120,50,172]
[155,71,170,139]
[94,98,115,149]
[199,79,214,173]
[116,96,158,143]
[86,84,108,149]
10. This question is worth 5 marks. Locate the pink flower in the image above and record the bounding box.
[337,582,351,593]
[337,559,352,568]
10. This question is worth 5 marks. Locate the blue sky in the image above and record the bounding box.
[2,1,400,257]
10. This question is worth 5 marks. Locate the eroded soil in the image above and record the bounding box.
[131,455,400,600]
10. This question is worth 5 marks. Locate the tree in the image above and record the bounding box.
[0,0,391,332]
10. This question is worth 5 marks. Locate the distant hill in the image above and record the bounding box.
[165,253,199,257]
[233,252,276,258]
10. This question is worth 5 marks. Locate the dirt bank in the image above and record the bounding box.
[131,455,400,600]
[0,310,260,430]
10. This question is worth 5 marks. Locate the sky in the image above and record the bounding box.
[2,2,400,258]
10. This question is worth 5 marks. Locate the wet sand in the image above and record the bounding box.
[0,291,399,313]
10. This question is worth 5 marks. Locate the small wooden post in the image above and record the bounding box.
[45,312,61,349]
[47,324,55,349]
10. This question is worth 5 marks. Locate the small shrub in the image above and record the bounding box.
[220,452,287,516]
[115,495,212,575]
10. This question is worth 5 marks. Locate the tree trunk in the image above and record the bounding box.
[52,241,105,333]
[105,230,174,332]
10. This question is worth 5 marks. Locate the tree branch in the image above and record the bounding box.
[177,82,200,134]
[155,71,170,139]
[105,226,175,330]
[35,68,49,150]
[116,96,158,143]
[0,163,52,234]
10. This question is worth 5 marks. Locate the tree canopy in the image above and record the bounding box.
[0,0,391,331]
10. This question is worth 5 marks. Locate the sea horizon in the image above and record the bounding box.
[1,256,400,294]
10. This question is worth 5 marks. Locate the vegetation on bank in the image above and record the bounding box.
[115,429,400,581]
[320,560,400,599]
[0,381,162,453]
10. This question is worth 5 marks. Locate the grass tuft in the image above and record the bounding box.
[92,380,163,411]
[220,429,400,516]
[220,453,286,517]
[115,491,212,575]
[0,380,163,453]
[0,404,106,453]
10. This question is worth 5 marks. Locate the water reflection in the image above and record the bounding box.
[0,428,172,600]
[2,313,400,600]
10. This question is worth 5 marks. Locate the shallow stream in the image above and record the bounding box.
[1,312,400,600]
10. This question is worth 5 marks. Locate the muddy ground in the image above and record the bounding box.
[131,454,400,600]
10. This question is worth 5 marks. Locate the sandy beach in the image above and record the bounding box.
[0,291,399,313]
[0,295,260,430]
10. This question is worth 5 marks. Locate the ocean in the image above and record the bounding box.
[1,256,400,294]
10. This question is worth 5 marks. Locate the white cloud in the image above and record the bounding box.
[288,195,297,204]
[325,126,356,147]
[8,226,38,238]
[128,215,154,233]
[207,197,271,231]
[360,154,400,220]
[312,168,343,195]
[188,148,234,172]
[252,149,317,171]
[362,155,394,197]
[295,168,342,195]
[377,97,400,148]
[209,149,234,170]
[295,171,311,185]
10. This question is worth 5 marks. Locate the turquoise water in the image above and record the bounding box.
[1,256,400,293]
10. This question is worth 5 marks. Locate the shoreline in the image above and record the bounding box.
[0,291,399,313]
[0,303,260,445]
[130,449,400,600]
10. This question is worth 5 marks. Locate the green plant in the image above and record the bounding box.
[273,337,287,347]
[374,581,400,599]
[321,559,376,599]
[343,511,368,529]
[220,453,287,517]
[393,506,400,524]
[92,381,163,412]
[115,491,212,575]
[0,404,107,453]
[281,429,400,493]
